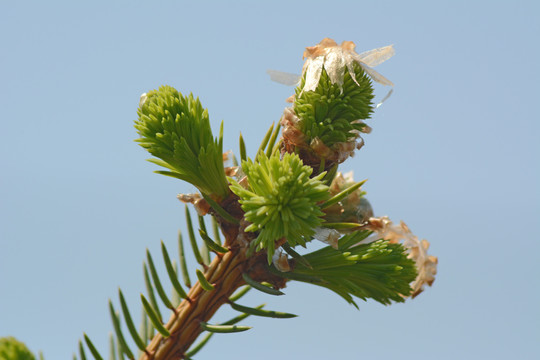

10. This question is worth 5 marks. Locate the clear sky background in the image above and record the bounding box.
[1,1,539,359]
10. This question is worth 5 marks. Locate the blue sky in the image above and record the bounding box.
[1,1,539,359]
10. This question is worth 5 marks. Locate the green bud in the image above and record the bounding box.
[229,152,330,263]
[0,337,36,360]
[294,61,374,148]
[135,85,229,199]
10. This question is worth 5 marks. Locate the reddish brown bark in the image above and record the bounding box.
[139,248,247,360]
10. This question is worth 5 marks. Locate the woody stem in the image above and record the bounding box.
[139,248,248,360]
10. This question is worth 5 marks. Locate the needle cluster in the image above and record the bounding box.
[277,231,417,306]
[294,61,374,148]
[229,152,329,264]
[135,85,230,199]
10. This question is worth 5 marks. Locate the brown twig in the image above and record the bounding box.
[139,247,247,360]
[139,195,287,360]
